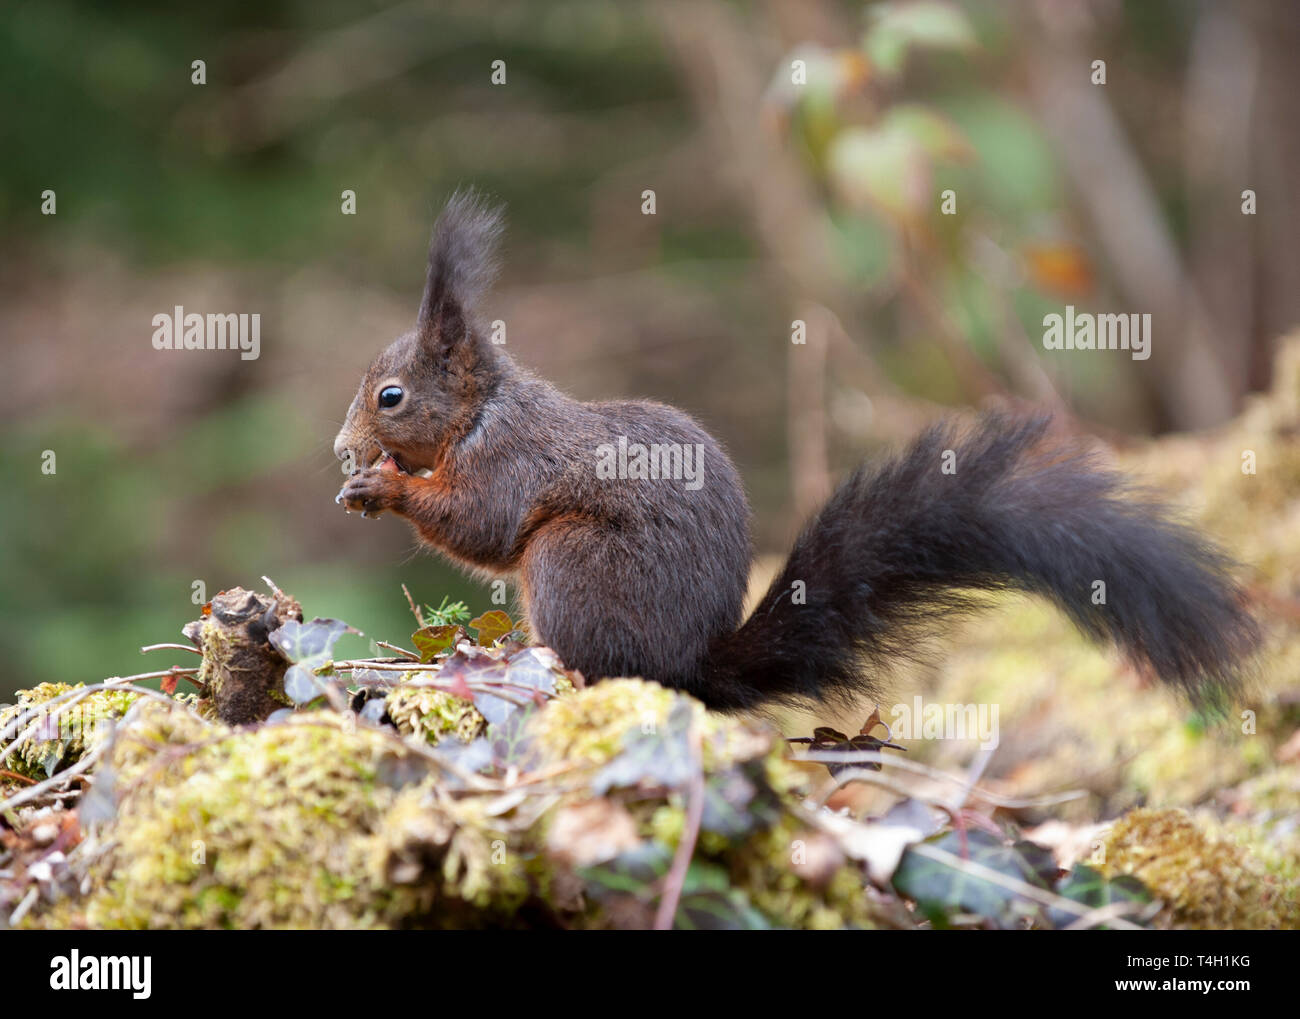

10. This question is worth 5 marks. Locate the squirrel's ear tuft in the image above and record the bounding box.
[418,188,505,352]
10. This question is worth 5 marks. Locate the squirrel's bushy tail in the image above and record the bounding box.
[700,414,1259,711]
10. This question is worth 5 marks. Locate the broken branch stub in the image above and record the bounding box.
[182,586,303,724]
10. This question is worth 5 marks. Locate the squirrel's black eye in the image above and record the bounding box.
[378,386,404,409]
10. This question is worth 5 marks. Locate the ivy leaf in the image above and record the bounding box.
[674,863,774,931]
[576,846,773,930]
[500,646,560,700]
[434,736,496,781]
[1046,864,1152,930]
[470,610,515,647]
[486,710,541,772]
[283,663,325,705]
[700,760,782,840]
[578,842,673,898]
[374,751,434,791]
[79,763,118,825]
[591,702,695,795]
[411,624,466,662]
[348,668,392,689]
[892,830,1055,929]
[268,617,357,667]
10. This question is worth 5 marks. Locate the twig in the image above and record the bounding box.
[140,643,203,656]
[899,268,1007,401]
[654,722,704,930]
[0,747,102,814]
[332,659,428,672]
[813,766,945,810]
[8,886,39,927]
[402,584,424,626]
[1063,899,1159,931]
[1,678,198,769]
[375,641,419,661]
[0,769,36,786]
[797,748,1087,809]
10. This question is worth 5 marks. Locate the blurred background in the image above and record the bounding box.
[2,0,1297,701]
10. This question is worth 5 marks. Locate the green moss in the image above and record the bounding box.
[21,678,891,929]
[0,682,139,781]
[385,683,486,745]
[724,815,877,929]
[530,678,680,766]
[1098,807,1292,929]
[68,703,525,929]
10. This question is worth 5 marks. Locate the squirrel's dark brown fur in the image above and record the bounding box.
[335,192,1259,711]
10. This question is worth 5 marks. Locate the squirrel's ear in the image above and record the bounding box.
[417,189,504,358]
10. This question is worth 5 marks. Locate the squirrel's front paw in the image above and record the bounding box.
[337,469,406,517]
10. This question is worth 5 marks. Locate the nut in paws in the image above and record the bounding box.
[338,469,403,516]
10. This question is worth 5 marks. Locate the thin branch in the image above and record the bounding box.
[0,678,199,769]
[140,643,203,656]
[1063,899,1160,931]
[797,749,1087,809]
[401,584,424,626]
[0,747,102,814]
[654,722,705,931]
[375,641,419,661]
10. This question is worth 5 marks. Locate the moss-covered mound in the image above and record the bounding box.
[18,679,881,929]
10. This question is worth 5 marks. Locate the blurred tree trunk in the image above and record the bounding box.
[1023,1,1235,431]
[1242,0,1300,387]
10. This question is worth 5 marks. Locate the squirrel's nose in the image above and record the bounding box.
[333,433,354,464]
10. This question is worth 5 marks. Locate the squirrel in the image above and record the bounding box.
[334,192,1260,712]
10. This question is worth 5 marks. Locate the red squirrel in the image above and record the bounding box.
[334,192,1259,711]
